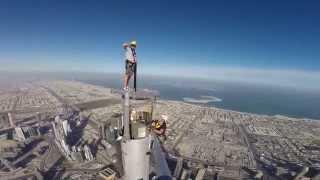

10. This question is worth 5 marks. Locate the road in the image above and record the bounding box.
[238,123,277,180]
[41,86,80,112]
[40,138,63,172]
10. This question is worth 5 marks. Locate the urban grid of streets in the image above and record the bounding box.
[0,80,319,179]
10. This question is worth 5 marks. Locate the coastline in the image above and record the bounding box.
[70,80,320,122]
[163,99,320,122]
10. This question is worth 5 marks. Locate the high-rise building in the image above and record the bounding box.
[0,113,10,129]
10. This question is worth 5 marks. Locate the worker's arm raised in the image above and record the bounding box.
[153,128,165,135]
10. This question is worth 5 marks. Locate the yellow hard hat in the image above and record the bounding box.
[130,41,137,46]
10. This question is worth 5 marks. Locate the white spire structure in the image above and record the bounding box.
[120,89,151,180]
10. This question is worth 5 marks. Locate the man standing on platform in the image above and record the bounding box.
[122,41,137,90]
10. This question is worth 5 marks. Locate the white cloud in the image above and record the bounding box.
[0,56,121,73]
[1,57,319,91]
[140,64,320,91]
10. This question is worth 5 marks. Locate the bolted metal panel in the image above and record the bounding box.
[151,137,172,178]
[123,90,130,139]
[121,137,151,180]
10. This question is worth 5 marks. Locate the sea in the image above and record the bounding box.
[2,71,318,120]
[73,73,320,120]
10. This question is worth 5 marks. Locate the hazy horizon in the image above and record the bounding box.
[1,69,320,92]
[1,1,320,91]
[0,71,319,120]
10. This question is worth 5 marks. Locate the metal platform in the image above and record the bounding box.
[111,88,159,100]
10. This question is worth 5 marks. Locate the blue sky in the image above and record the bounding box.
[0,0,320,89]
